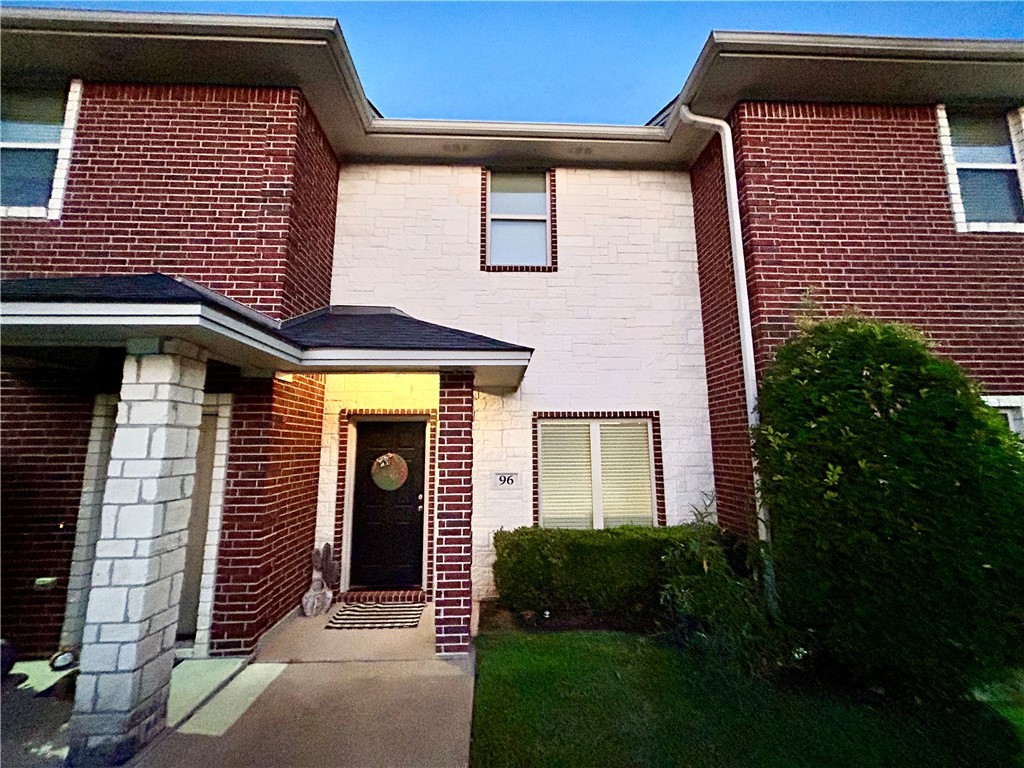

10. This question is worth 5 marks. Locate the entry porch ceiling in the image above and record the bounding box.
[3,8,1021,169]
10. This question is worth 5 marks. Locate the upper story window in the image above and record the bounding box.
[937,105,1024,233]
[481,169,558,272]
[0,80,82,220]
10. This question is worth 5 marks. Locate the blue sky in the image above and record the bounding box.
[7,2,1024,124]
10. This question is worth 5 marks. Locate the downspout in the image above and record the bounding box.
[677,105,771,540]
[679,104,778,614]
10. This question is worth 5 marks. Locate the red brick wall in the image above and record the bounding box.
[691,101,1024,534]
[0,360,121,657]
[262,374,326,630]
[732,102,1024,391]
[282,100,339,317]
[210,374,325,655]
[691,136,757,537]
[209,377,273,653]
[434,372,474,654]
[0,83,338,320]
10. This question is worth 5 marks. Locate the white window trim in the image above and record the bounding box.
[537,417,657,529]
[1,79,83,221]
[936,104,1024,234]
[983,395,1024,437]
[486,169,552,266]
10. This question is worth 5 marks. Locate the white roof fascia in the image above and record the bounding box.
[0,302,532,384]
[366,118,669,142]
[1,301,303,362]
[298,348,533,367]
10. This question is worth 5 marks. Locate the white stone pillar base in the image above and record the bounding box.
[67,340,207,767]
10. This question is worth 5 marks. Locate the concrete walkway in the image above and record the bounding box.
[0,658,243,768]
[131,606,475,768]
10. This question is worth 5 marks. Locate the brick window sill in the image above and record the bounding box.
[481,265,558,273]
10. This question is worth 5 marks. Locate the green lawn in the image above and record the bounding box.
[471,631,1023,768]
[998,704,1024,734]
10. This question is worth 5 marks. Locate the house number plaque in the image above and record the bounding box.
[492,472,519,489]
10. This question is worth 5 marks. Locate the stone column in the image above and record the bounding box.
[60,394,119,653]
[434,371,474,655]
[68,340,207,767]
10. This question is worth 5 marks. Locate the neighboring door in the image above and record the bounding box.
[351,421,426,589]
[177,411,218,640]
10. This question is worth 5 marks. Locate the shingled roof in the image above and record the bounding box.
[279,306,529,352]
[1,273,531,354]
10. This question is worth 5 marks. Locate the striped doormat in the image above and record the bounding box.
[325,601,426,630]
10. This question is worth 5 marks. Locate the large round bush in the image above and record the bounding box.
[754,317,1024,697]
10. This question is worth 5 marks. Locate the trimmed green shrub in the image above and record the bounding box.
[492,525,700,628]
[754,316,1024,698]
[660,527,788,674]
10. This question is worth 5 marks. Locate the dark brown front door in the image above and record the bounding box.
[351,421,426,589]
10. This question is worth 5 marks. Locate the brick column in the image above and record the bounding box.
[434,371,474,655]
[68,340,207,767]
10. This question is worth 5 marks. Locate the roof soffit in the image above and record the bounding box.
[2,10,1022,168]
[679,31,1024,119]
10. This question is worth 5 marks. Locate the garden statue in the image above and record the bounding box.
[301,542,340,617]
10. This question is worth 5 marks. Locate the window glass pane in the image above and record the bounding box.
[948,111,1015,164]
[599,422,654,528]
[1,148,58,207]
[539,422,593,529]
[1,90,65,143]
[490,220,548,266]
[491,173,547,216]
[957,169,1024,223]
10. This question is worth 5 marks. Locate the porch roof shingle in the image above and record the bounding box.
[278,306,530,352]
[0,273,531,354]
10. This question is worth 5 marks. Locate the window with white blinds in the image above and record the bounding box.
[937,105,1024,231]
[1,81,81,219]
[538,419,655,529]
[946,109,1024,223]
[538,422,594,528]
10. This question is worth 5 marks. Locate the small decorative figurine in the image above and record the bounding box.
[301,542,340,617]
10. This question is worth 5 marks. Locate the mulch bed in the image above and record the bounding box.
[478,600,648,634]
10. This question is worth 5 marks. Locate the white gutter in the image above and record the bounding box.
[366,117,670,143]
[677,106,759,431]
[300,348,533,367]
[677,104,771,545]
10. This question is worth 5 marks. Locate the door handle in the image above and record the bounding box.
[417,505,424,512]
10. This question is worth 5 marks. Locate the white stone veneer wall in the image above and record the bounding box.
[60,394,118,652]
[189,393,232,659]
[70,340,208,760]
[333,165,714,598]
